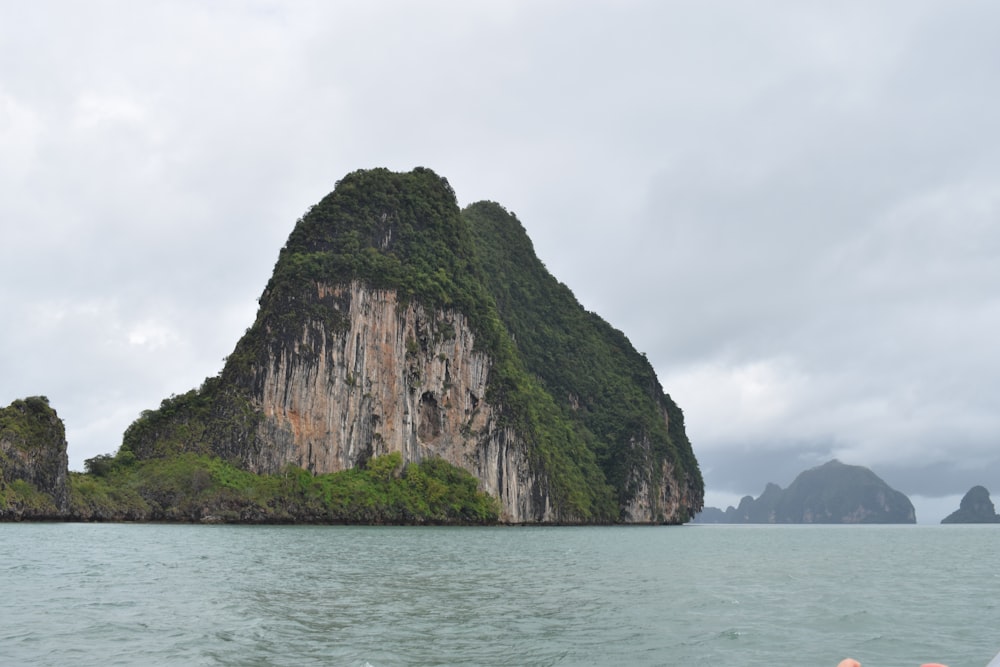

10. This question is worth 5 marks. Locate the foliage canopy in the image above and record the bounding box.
[70,452,498,524]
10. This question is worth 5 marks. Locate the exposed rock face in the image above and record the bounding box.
[941,486,1000,523]
[694,460,915,524]
[621,457,693,523]
[246,282,552,522]
[0,396,70,518]
[121,167,703,524]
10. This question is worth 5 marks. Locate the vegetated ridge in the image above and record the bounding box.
[6,167,703,524]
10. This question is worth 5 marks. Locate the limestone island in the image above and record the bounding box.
[941,486,1000,523]
[694,459,916,524]
[2,167,703,525]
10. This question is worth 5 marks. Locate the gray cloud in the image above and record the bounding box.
[3,2,998,523]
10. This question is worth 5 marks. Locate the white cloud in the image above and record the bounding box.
[3,1,1000,499]
[73,92,147,129]
[0,92,42,175]
[126,320,179,350]
[661,358,809,449]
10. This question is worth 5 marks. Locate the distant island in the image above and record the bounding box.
[694,459,916,524]
[941,486,1000,523]
[2,167,703,525]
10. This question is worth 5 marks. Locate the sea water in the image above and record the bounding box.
[1,523,998,667]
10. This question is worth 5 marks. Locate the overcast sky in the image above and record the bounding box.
[3,1,998,522]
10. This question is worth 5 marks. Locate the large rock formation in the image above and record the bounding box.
[119,167,703,524]
[941,486,1000,523]
[0,396,70,519]
[237,282,552,523]
[695,459,916,524]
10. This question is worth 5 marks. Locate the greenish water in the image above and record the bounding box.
[1,524,998,666]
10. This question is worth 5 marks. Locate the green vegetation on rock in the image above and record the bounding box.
[240,168,626,520]
[1,478,61,518]
[70,452,498,524]
[118,377,259,463]
[1,396,69,519]
[14,167,703,525]
[464,201,701,516]
[225,167,504,378]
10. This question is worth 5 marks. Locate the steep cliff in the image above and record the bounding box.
[463,201,702,521]
[0,396,70,519]
[120,167,703,523]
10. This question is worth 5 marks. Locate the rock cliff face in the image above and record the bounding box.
[941,486,1000,523]
[245,282,552,522]
[463,199,703,523]
[0,396,70,518]
[121,167,703,524]
[695,460,915,524]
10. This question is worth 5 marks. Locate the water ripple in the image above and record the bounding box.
[2,524,999,666]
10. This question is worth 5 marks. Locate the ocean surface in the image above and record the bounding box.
[2,523,998,667]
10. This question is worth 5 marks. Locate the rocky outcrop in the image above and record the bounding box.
[621,457,692,523]
[777,460,914,523]
[941,486,1000,523]
[695,460,915,524]
[463,198,703,523]
[0,396,70,519]
[120,167,704,524]
[245,282,552,522]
